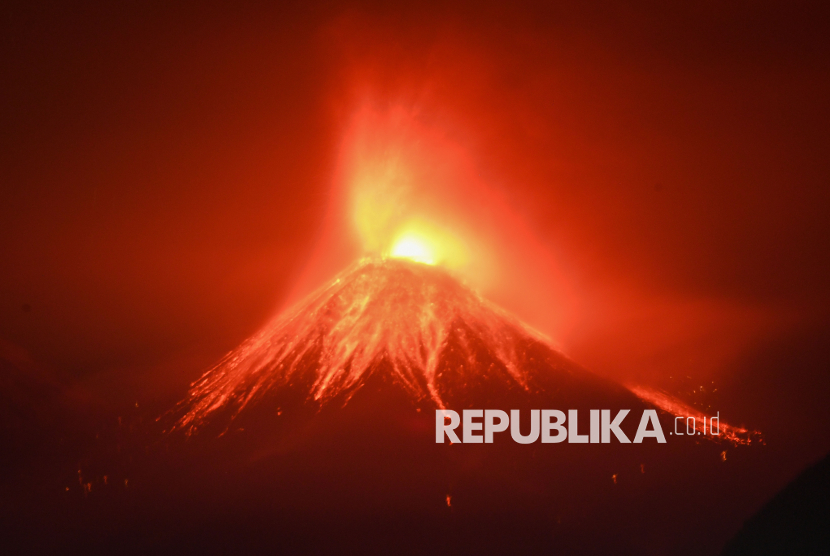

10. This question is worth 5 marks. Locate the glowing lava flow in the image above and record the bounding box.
[176,258,549,432]
[175,256,759,447]
[628,385,763,446]
[174,256,762,444]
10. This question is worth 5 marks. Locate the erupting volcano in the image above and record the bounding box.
[3,109,769,556]
[140,254,766,555]
[175,255,754,446]
[141,103,766,556]
[170,100,753,442]
[177,255,633,431]
[178,257,564,431]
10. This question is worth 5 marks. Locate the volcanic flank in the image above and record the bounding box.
[7,258,767,556]
[140,257,766,556]
[176,257,648,434]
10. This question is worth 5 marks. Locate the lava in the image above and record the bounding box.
[176,257,549,432]
[176,256,757,447]
[628,384,763,446]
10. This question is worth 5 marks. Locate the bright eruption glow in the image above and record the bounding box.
[341,104,482,280]
[386,219,470,267]
[390,233,435,265]
[176,257,753,449]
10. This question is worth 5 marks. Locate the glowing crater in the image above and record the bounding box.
[390,233,436,265]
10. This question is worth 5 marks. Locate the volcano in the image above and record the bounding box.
[175,257,751,442]
[176,257,647,433]
[70,256,751,556]
[9,258,767,556]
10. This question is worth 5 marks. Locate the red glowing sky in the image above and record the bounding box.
[1,2,829,467]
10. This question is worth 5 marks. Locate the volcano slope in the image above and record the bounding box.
[31,259,765,556]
